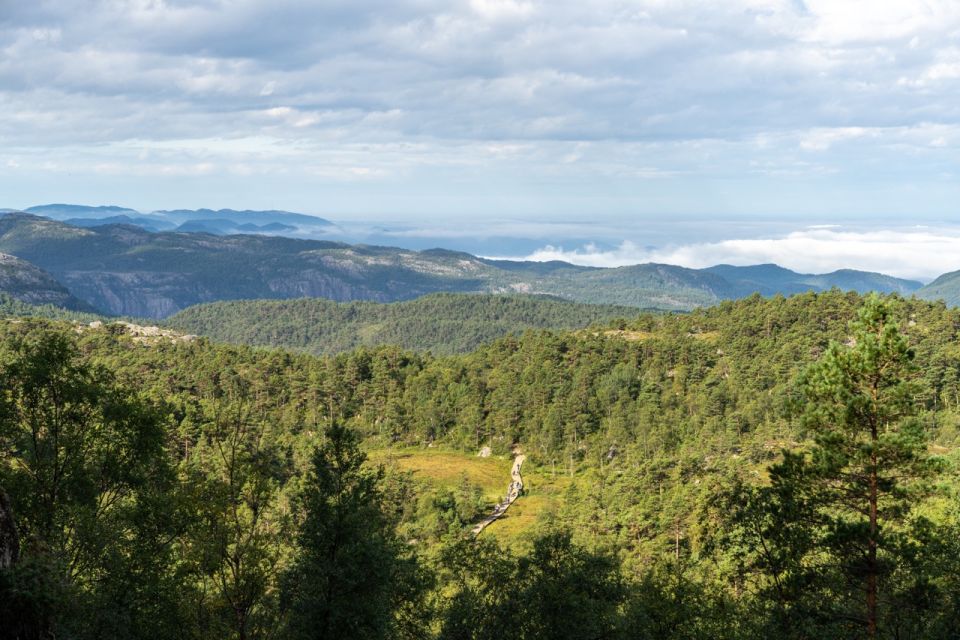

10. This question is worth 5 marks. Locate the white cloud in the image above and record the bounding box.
[469,0,534,21]
[799,127,873,151]
[3,0,960,216]
[800,0,960,45]
[498,227,960,281]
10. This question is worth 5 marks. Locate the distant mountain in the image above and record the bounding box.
[174,219,297,235]
[167,293,638,355]
[0,252,96,311]
[59,214,298,236]
[0,213,924,319]
[65,215,177,232]
[25,204,141,220]
[810,269,922,295]
[21,203,333,237]
[916,271,960,306]
[705,264,922,296]
[0,212,482,317]
[240,222,295,232]
[153,208,333,228]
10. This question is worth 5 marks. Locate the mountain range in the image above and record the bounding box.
[22,203,335,236]
[0,210,944,319]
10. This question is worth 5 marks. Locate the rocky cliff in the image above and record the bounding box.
[0,252,94,311]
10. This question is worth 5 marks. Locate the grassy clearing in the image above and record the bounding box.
[481,493,552,549]
[366,446,511,503]
[600,329,653,341]
[690,330,720,342]
[365,446,570,548]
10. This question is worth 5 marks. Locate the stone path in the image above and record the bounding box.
[471,454,526,536]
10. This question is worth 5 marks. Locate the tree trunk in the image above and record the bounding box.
[674,522,681,561]
[0,486,19,570]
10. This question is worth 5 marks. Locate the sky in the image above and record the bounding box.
[2,0,960,277]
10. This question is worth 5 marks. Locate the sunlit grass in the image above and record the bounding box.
[366,446,511,503]
[365,446,573,547]
[481,460,571,548]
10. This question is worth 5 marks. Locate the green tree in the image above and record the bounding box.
[720,295,940,638]
[0,327,180,639]
[184,396,292,640]
[516,530,624,640]
[436,529,624,640]
[282,422,424,640]
[435,536,521,640]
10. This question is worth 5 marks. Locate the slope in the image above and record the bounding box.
[165,293,639,355]
[916,270,960,306]
[0,252,96,311]
[705,263,922,296]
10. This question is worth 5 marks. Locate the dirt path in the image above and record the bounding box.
[471,454,526,536]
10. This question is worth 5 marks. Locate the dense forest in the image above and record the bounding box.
[0,292,104,324]
[2,291,960,639]
[165,293,640,355]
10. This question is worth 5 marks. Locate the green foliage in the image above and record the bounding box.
[1,292,960,638]
[0,327,181,639]
[282,422,426,640]
[435,530,624,640]
[716,295,949,638]
[0,292,104,323]
[166,293,637,355]
[181,396,294,640]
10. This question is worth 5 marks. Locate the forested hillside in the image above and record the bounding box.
[918,269,960,306]
[165,293,639,354]
[0,292,103,323]
[2,291,959,639]
[0,253,93,311]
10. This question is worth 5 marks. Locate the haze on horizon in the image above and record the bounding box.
[2,1,960,279]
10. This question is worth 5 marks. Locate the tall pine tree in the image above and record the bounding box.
[721,295,939,638]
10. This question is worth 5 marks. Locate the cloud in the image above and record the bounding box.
[495,226,960,281]
[2,1,960,216]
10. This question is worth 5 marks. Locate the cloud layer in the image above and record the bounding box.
[1,1,960,218]
[500,226,960,281]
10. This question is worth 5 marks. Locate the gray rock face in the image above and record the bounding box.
[57,271,205,318]
[0,253,92,311]
[56,268,399,318]
[263,270,391,302]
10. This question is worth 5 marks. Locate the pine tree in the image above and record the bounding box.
[282,422,423,640]
[721,295,939,638]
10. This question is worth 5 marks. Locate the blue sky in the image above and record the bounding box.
[2,1,960,277]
